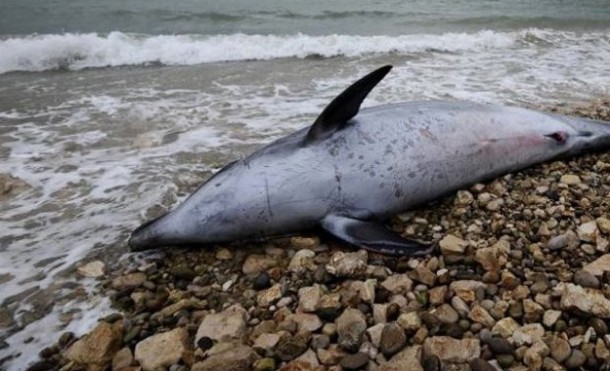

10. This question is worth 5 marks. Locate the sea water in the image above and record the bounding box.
[1,0,609,368]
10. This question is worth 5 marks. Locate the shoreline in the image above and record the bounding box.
[12,98,610,370]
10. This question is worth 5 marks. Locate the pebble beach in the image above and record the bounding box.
[2,0,610,369]
[19,100,610,370]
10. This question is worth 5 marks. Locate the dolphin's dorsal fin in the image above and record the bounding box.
[304,65,392,145]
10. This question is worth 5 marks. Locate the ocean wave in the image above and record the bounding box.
[0,29,602,74]
[277,10,398,20]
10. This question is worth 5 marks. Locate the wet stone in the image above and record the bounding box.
[559,283,610,318]
[590,317,608,336]
[58,332,75,347]
[496,354,514,368]
[565,349,586,368]
[326,251,368,278]
[422,355,441,371]
[195,306,247,343]
[479,328,492,344]
[445,323,465,339]
[112,347,134,370]
[64,321,123,367]
[469,304,496,328]
[313,265,331,283]
[583,254,610,276]
[194,344,260,371]
[257,283,283,307]
[77,261,105,278]
[336,308,367,352]
[197,336,213,350]
[317,344,347,366]
[39,346,57,359]
[311,334,330,350]
[386,302,401,321]
[379,322,407,357]
[508,301,523,319]
[423,336,481,363]
[0,173,30,199]
[288,313,322,333]
[23,361,55,371]
[253,358,276,371]
[123,325,141,344]
[560,173,582,185]
[574,269,600,288]
[298,285,321,313]
[378,345,423,371]
[578,221,599,242]
[413,265,437,286]
[275,335,308,362]
[397,311,422,332]
[439,234,468,255]
[549,336,571,363]
[450,280,485,303]
[254,333,281,351]
[381,274,413,294]
[340,352,369,370]
[428,286,447,305]
[288,249,316,274]
[253,272,271,290]
[171,263,197,280]
[134,328,188,371]
[451,296,470,318]
[487,337,514,354]
[547,232,578,251]
[543,310,562,328]
[112,272,146,289]
[242,254,276,275]
[469,359,496,371]
[291,236,319,249]
[215,248,233,260]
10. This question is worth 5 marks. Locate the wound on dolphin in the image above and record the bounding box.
[129,65,610,256]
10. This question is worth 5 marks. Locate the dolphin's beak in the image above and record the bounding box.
[128,214,166,251]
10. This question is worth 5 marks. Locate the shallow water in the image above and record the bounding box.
[0,0,610,368]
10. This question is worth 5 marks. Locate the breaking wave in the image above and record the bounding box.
[0,29,567,74]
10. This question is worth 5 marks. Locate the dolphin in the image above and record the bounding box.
[129,65,610,256]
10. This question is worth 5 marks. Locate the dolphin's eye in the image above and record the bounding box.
[545,131,567,144]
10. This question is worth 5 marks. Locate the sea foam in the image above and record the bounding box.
[0,30,525,73]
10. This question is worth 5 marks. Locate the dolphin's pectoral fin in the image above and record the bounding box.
[320,214,434,256]
[304,65,393,145]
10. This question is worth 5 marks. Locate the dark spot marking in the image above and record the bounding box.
[545,131,568,144]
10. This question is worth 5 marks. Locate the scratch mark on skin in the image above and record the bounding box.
[265,176,273,219]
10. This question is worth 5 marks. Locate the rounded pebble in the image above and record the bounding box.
[253,272,271,290]
[340,352,369,370]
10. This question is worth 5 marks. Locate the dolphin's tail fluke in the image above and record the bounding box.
[128,213,169,252]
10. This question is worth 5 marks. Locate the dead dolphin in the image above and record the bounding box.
[129,65,610,255]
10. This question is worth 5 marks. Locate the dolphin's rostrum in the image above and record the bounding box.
[129,66,610,255]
